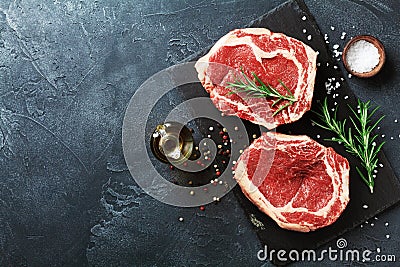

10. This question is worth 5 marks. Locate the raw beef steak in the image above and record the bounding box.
[195,28,317,129]
[234,132,350,232]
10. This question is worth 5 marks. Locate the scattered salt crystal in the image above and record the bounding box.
[334,65,338,69]
[209,126,214,131]
[345,40,380,73]
[219,180,223,185]
[372,142,376,146]
[232,160,236,164]
[324,33,328,40]
[303,29,307,33]
[317,135,320,138]
[207,134,211,138]
[363,204,368,209]
[377,126,381,130]
[385,222,389,226]
[360,225,363,228]
[377,248,380,253]
[374,170,378,173]
[340,32,347,40]
[213,164,218,168]
[386,235,390,239]
[179,217,184,222]
[379,163,384,167]
[302,16,307,21]
[330,26,335,30]
[348,73,352,78]
[333,44,339,49]
[371,223,374,227]
[317,63,321,66]
[334,102,337,105]
[307,35,312,41]
[344,95,349,99]
[374,217,378,220]
[381,134,385,138]
[390,137,394,140]
[234,126,239,131]
[326,62,329,66]
[395,119,398,123]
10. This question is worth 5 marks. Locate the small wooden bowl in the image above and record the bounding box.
[342,35,385,78]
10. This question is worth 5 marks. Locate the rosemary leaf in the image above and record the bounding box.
[313,97,385,193]
[226,69,297,116]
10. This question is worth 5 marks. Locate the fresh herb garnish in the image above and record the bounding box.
[313,98,385,193]
[226,69,297,116]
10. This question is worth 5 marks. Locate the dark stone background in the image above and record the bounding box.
[0,0,398,266]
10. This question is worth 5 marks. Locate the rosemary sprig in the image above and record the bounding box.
[226,69,297,116]
[313,98,385,193]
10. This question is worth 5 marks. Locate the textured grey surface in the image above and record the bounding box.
[0,0,399,266]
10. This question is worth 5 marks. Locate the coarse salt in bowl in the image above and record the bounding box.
[342,35,385,78]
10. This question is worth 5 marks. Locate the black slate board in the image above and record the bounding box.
[166,0,400,265]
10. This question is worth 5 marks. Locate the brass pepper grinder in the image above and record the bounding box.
[150,122,195,164]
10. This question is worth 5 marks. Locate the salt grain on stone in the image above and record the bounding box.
[330,26,335,31]
[307,35,312,41]
[302,16,307,21]
[363,204,368,209]
[345,40,380,73]
[303,29,307,33]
